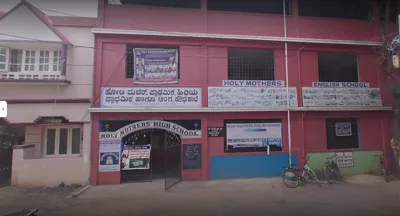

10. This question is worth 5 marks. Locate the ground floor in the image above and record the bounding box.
[90,111,393,186]
[1,175,400,216]
[2,102,91,187]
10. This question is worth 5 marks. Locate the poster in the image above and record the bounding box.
[302,87,382,107]
[335,152,354,168]
[99,141,121,172]
[100,87,201,108]
[121,145,151,170]
[183,144,202,170]
[208,87,298,108]
[133,48,178,84]
[335,122,352,137]
[226,123,282,148]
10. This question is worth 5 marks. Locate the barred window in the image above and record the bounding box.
[228,48,275,80]
[126,45,180,79]
[298,0,370,20]
[224,119,282,153]
[318,52,359,82]
[113,0,201,9]
[208,0,291,15]
[326,118,359,150]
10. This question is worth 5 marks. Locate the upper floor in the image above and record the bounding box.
[99,0,399,42]
[0,0,96,100]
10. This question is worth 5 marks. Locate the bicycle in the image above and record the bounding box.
[372,154,389,182]
[324,155,343,184]
[282,156,322,188]
[2,208,39,216]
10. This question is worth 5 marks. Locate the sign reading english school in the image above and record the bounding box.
[223,80,285,87]
[99,120,202,140]
[312,82,370,88]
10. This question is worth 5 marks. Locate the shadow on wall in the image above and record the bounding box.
[210,154,297,180]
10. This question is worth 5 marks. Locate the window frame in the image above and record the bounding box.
[207,0,292,15]
[114,0,202,9]
[326,118,360,150]
[0,47,62,74]
[224,119,283,153]
[0,47,8,72]
[43,126,83,157]
[125,45,180,79]
[317,51,360,83]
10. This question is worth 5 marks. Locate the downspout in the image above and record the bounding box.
[297,46,305,159]
[283,0,292,164]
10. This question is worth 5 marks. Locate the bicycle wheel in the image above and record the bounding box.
[333,166,343,182]
[282,170,300,188]
[324,166,335,184]
[307,169,322,187]
[382,168,389,182]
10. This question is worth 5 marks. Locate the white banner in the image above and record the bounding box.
[100,87,202,108]
[336,152,354,168]
[121,145,152,170]
[208,87,298,108]
[302,87,382,107]
[99,141,121,172]
[335,122,352,137]
[226,123,282,148]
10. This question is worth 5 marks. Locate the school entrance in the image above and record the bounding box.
[97,119,202,191]
[121,129,182,190]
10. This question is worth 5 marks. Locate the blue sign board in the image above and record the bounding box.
[223,80,285,87]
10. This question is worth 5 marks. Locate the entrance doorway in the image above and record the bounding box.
[121,129,182,190]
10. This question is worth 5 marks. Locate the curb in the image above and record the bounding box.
[66,185,91,199]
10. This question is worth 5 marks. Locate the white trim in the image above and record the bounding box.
[88,107,392,113]
[43,126,82,157]
[91,28,383,46]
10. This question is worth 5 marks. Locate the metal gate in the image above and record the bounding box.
[0,145,12,187]
[164,131,181,190]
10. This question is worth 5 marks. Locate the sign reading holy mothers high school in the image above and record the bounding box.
[99,120,202,140]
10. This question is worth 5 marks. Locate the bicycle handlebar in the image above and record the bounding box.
[326,155,337,160]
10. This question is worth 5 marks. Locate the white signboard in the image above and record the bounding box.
[121,145,151,170]
[99,141,121,172]
[100,87,202,108]
[312,82,370,88]
[226,123,282,148]
[302,87,382,107]
[208,87,298,108]
[335,122,352,137]
[223,80,285,87]
[336,152,354,168]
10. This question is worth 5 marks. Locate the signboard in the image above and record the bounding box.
[133,48,178,84]
[100,87,202,108]
[208,87,298,108]
[302,87,382,107]
[183,144,202,170]
[207,127,224,137]
[312,82,370,88]
[99,120,201,141]
[226,123,282,148]
[335,152,354,168]
[223,80,285,87]
[99,141,121,172]
[335,122,352,137]
[121,145,151,170]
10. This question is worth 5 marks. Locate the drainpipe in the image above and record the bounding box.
[61,44,68,78]
[283,0,292,164]
[297,45,306,160]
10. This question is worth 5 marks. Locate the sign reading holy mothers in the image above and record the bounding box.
[99,120,202,141]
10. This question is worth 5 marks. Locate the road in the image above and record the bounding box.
[1,175,400,216]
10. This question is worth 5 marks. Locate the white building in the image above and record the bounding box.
[0,0,97,187]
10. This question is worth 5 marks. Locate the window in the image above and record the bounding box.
[298,0,370,20]
[224,119,283,153]
[228,48,275,80]
[126,45,180,79]
[326,118,359,150]
[0,47,61,73]
[115,0,201,9]
[379,0,398,22]
[0,47,6,71]
[318,52,359,82]
[44,126,82,156]
[208,0,291,15]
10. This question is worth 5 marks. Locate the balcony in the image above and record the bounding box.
[0,45,70,85]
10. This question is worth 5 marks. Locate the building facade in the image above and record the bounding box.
[91,0,397,187]
[0,0,98,187]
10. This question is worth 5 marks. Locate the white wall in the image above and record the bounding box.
[0,0,98,18]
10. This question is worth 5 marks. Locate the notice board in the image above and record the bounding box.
[183,144,201,170]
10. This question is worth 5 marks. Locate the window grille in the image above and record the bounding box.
[298,0,370,20]
[208,0,291,15]
[116,0,201,9]
[224,119,282,153]
[326,118,359,150]
[318,52,359,82]
[125,45,180,79]
[228,48,275,81]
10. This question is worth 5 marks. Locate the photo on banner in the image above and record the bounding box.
[133,48,179,84]
[98,141,121,172]
[225,121,283,152]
